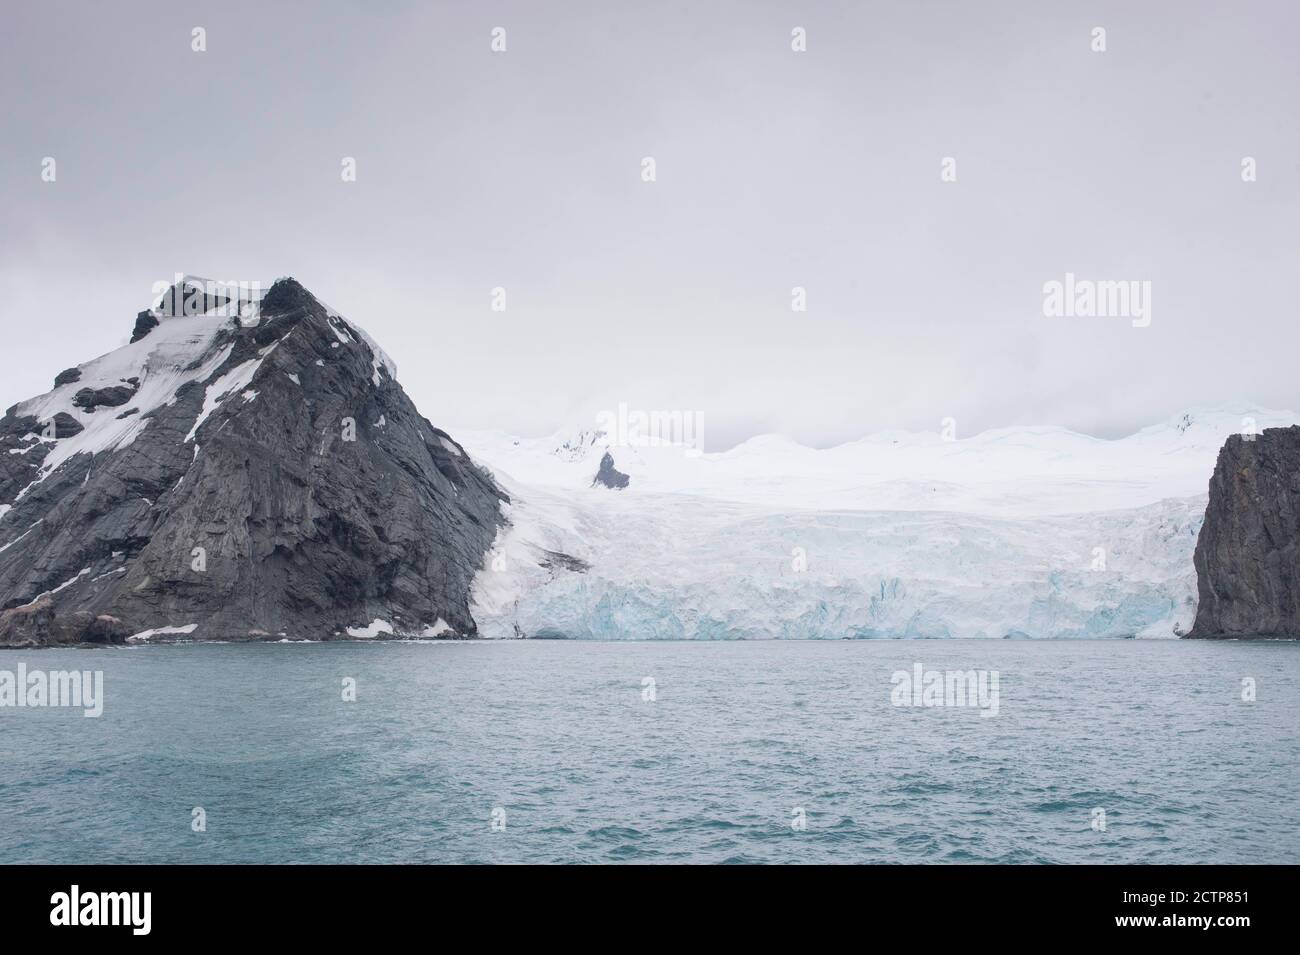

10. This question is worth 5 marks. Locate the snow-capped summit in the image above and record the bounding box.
[0,277,501,646]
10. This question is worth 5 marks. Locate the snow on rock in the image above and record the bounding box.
[184,342,277,443]
[320,302,396,387]
[346,618,395,639]
[343,617,459,639]
[127,623,199,643]
[0,520,42,555]
[23,567,92,605]
[14,314,234,499]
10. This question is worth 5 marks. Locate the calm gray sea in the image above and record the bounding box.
[1,639,1297,864]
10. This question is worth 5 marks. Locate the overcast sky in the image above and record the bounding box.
[2,1,1297,449]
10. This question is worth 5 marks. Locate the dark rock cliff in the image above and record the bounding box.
[0,278,504,645]
[1189,426,1300,638]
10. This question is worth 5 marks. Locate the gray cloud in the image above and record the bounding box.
[2,0,1297,449]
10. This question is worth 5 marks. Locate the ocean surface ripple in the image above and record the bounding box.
[1,640,1296,864]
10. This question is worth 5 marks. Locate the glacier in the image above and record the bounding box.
[462,404,1298,640]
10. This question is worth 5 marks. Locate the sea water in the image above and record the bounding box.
[1,639,1296,864]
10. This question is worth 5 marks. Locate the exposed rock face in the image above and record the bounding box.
[1189,426,1300,638]
[129,310,159,343]
[155,279,233,319]
[73,383,137,411]
[17,412,84,439]
[53,368,81,387]
[0,598,129,648]
[0,277,505,645]
[592,451,630,490]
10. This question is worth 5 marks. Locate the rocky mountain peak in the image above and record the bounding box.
[0,277,503,645]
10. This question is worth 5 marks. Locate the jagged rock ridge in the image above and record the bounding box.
[0,277,504,645]
[1189,426,1300,638]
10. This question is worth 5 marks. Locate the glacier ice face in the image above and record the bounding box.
[471,480,1205,641]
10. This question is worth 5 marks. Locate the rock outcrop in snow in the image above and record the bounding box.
[0,277,503,645]
[1190,426,1300,638]
[591,451,630,490]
